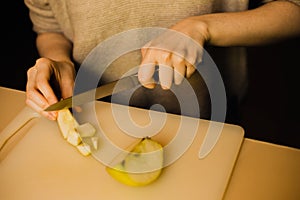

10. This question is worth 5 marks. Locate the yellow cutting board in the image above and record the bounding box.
[0,101,244,200]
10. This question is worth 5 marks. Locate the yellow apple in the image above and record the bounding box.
[106,137,164,186]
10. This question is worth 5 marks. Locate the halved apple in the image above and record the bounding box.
[106,137,164,186]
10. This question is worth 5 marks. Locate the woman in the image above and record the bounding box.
[24,0,300,121]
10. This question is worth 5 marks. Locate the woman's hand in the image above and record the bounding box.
[138,17,209,89]
[138,1,300,90]
[26,58,76,120]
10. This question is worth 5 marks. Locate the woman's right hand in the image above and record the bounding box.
[26,57,76,120]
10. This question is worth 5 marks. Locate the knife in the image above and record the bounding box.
[44,74,140,111]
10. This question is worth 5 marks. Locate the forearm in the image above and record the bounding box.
[36,32,73,63]
[193,1,300,46]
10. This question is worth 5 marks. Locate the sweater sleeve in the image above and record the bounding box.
[24,0,62,33]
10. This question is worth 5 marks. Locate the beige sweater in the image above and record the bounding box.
[24,0,252,63]
[23,0,299,101]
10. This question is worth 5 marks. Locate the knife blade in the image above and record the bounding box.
[44,74,140,111]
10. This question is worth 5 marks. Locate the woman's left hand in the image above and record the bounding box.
[138,17,209,89]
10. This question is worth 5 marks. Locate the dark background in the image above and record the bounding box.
[1,1,299,149]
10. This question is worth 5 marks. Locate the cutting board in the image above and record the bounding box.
[0,101,244,200]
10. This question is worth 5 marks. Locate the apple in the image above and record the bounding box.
[106,137,164,186]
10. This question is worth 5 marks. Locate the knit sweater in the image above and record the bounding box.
[24,0,300,99]
[24,0,252,63]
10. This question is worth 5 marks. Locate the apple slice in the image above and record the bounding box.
[57,108,79,139]
[76,143,91,156]
[57,108,98,157]
[66,129,81,146]
[91,136,99,150]
[76,122,96,138]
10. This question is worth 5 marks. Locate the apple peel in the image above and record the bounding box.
[106,137,164,186]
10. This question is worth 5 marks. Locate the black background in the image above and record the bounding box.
[1,1,299,149]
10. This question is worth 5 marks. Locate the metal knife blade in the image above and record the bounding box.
[44,74,140,111]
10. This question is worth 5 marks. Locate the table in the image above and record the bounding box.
[1,86,299,200]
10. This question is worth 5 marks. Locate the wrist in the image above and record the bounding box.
[174,16,211,46]
[58,59,75,68]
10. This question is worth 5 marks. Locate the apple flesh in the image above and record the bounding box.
[76,123,96,138]
[106,137,164,186]
[57,108,79,139]
[91,136,99,150]
[56,108,98,156]
[76,143,92,156]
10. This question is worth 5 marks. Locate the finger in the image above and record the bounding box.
[26,66,38,91]
[141,41,151,57]
[159,64,173,90]
[59,61,76,99]
[26,88,58,117]
[172,55,186,85]
[26,66,52,109]
[26,88,49,109]
[150,49,173,90]
[139,53,156,89]
[34,61,59,105]
[27,62,58,119]
[186,62,196,78]
[36,78,58,104]
[26,98,57,121]
[73,106,82,113]
[60,78,74,99]
[138,62,156,89]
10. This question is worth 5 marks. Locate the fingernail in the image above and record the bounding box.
[161,85,170,90]
[143,83,156,89]
[174,79,182,85]
[74,106,82,113]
